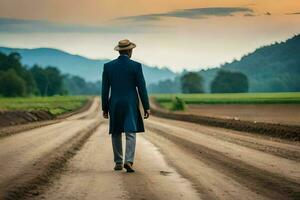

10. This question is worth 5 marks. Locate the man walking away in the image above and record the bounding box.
[102,39,150,173]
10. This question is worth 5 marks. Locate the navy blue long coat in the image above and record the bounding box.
[101,55,150,134]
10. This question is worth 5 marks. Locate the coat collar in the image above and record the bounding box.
[118,54,130,60]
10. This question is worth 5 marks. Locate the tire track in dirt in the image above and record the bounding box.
[146,119,300,182]
[145,119,300,200]
[67,97,100,121]
[0,97,97,138]
[0,120,61,138]
[36,124,200,200]
[34,124,128,200]
[149,117,300,161]
[122,131,199,200]
[143,131,267,200]
[2,120,101,200]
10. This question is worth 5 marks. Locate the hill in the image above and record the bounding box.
[0,47,177,84]
[199,34,300,92]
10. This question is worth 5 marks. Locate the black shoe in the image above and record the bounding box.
[114,163,123,171]
[124,162,135,173]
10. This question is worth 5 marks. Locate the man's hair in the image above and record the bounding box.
[119,49,131,55]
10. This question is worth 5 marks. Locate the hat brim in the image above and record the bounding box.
[114,43,136,51]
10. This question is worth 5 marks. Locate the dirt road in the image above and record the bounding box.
[0,99,299,200]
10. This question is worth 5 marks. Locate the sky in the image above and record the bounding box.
[0,0,300,72]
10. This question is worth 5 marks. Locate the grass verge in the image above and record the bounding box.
[0,96,89,116]
[152,92,300,109]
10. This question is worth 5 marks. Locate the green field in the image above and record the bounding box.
[152,92,300,110]
[0,96,89,116]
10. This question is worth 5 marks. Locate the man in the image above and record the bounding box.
[102,39,150,173]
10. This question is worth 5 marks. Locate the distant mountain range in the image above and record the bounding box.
[199,34,300,92]
[0,47,177,84]
[1,34,299,93]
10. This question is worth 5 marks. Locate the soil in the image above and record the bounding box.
[143,116,300,200]
[0,98,93,129]
[0,98,101,200]
[0,98,299,200]
[37,124,199,200]
[0,110,54,128]
[188,104,300,126]
[150,100,300,141]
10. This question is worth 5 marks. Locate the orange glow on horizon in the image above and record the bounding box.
[0,0,299,24]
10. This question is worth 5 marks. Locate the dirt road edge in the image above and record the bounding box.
[0,98,94,138]
[150,98,300,141]
[3,120,102,200]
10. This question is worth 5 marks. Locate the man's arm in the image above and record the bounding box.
[101,64,110,118]
[136,63,150,119]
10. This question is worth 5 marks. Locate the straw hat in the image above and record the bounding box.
[114,39,136,51]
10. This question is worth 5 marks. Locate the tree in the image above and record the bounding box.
[148,78,181,94]
[0,51,101,96]
[30,65,65,96]
[0,69,26,97]
[181,72,204,93]
[21,67,38,95]
[44,66,64,96]
[30,65,49,96]
[211,70,249,93]
[0,52,23,72]
[63,75,101,95]
[0,52,38,96]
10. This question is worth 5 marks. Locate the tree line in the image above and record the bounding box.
[0,51,249,97]
[149,70,249,94]
[0,52,101,97]
[149,35,300,93]
[198,35,300,92]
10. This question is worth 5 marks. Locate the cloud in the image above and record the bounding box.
[0,7,255,34]
[0,18,103,33]
[244,13,256,17]
[286,12,300,15]
[0,18,156,33]
[117,7,253,22]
